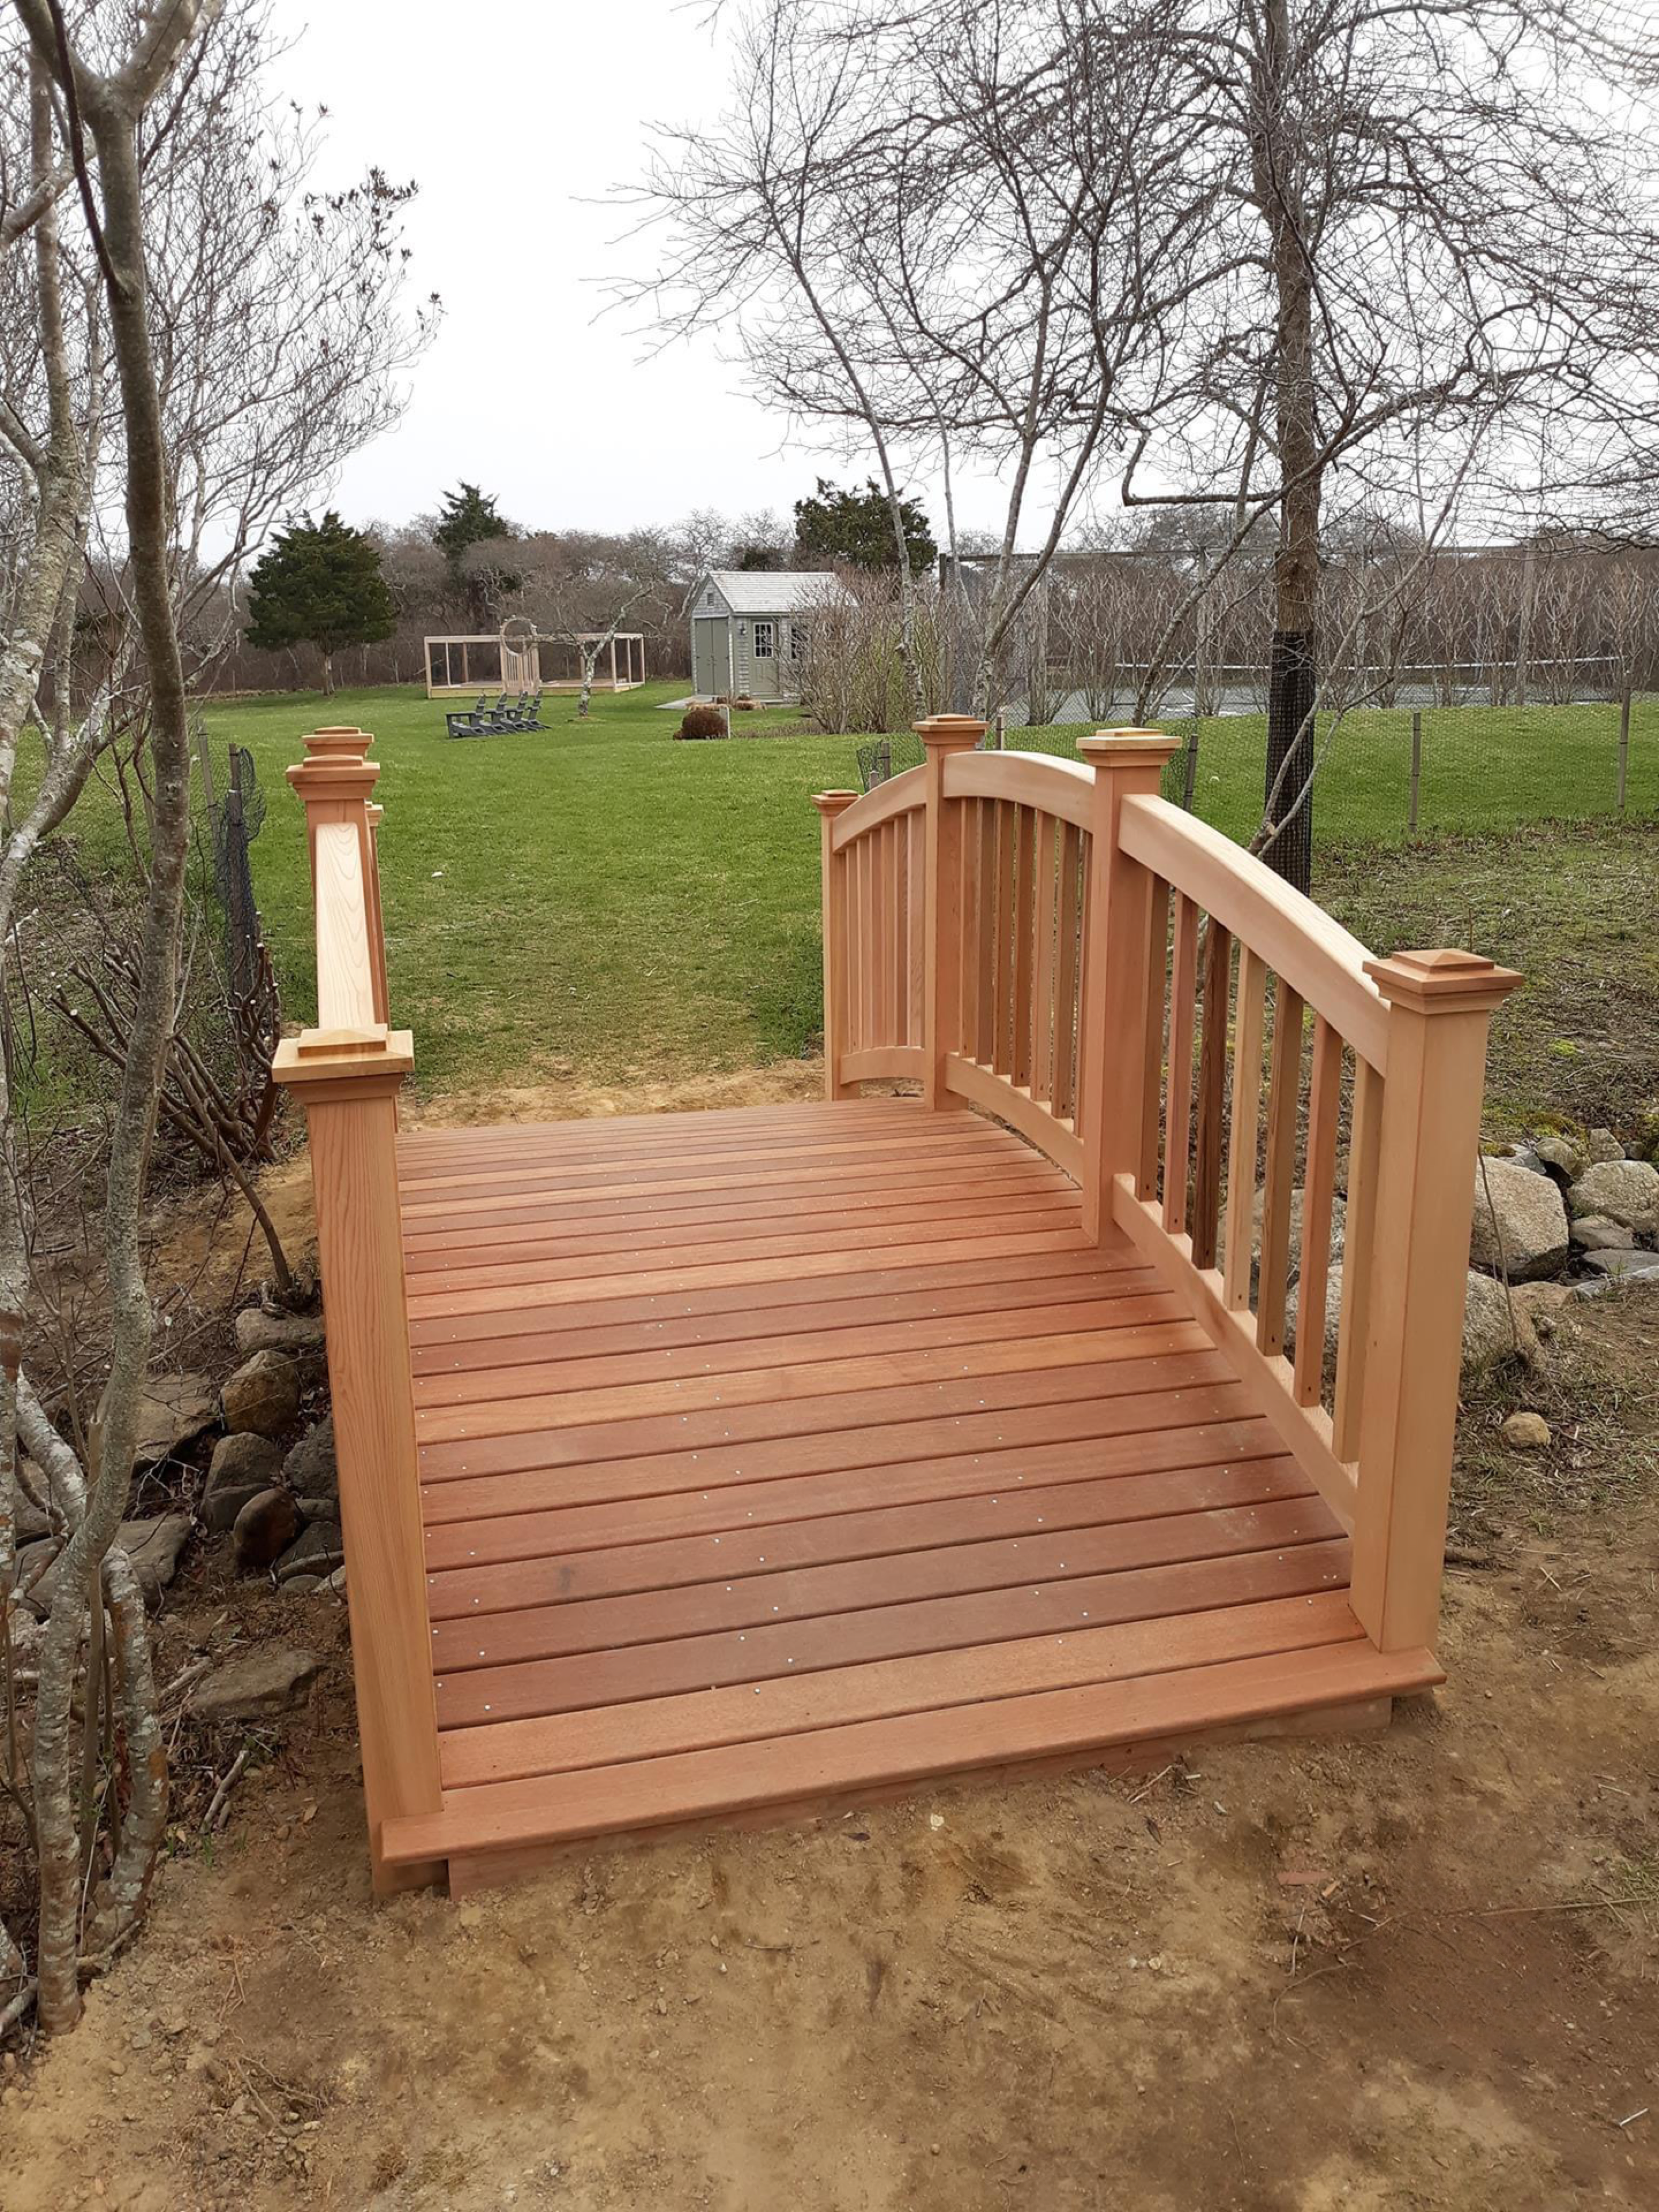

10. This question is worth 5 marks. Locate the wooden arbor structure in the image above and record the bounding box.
[423,630,646,699]
[276,718,1518,1896]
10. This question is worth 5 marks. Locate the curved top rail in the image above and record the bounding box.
[1119,793,1389,1072]
[942,746,1094,831]
[830,763,926,850]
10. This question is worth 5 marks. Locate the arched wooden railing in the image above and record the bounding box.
[816,718,1520,1660]
[271,727,441,1894]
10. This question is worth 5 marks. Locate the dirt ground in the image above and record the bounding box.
[5,1080,1658,2212]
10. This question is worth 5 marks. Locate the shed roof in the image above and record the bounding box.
[701,569,854,614]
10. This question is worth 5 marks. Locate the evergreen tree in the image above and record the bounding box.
[432,482,520,620]
[793,477,936,573]
[245,512,396,695]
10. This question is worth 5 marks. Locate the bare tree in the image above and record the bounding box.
[1122,0,1659,885]
[627,0,1229,717]
[0,0,430,2033]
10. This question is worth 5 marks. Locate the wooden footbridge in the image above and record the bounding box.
[274,718,1518,1895]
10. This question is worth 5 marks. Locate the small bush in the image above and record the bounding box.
[676,704,728,740]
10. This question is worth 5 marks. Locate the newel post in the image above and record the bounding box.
[272,727,443,1892]
[1350,949,1522,1654]
[812,790,858,1099]
[1075,732,1183,1238]
[916,714,987,1108]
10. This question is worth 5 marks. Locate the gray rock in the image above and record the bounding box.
[1460,1270,1543,1373]
[1252,1187,1347,1285]
[16,1537,58,1600]
[1286,1261,1539,1376]
[232,1487,300,1573]
[128,1373,218,1466]
[283,1574,325,1594]
[1570,1215,1636,1252]
[1509,1281,1574,1339]
[282,1415,336,1502]
[1568,1159,1659,1234]
[295,1495,339,1524]
[1531,1135,1586,1184]
[1581,1249,1659,1282]
[325,1565,348,1597]
[274,1522,344,1584]
[200,1431,282,1520]
[1469,1156,1570,1281]
[192,1643,320,1722]
[26,1514,192,1612]
[117,1515,192,1601]
[1586,1127,1626,1164]
[221,1350,301,1439]
[235,1305,327,1355]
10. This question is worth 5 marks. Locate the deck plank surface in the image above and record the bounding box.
[397,1099,1416,1860]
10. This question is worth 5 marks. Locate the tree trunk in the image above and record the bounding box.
[1256,0,1318,895]
[321,650,334,698]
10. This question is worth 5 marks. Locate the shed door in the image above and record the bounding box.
[693,618,730,698]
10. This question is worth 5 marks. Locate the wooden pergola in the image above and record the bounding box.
[424,630,646,699]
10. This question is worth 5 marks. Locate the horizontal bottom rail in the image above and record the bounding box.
[840,1044,926,1082]
[944,1054,1084,1179]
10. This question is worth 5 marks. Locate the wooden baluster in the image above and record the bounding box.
[1011,806,1036,1088]
[1191,918,1232,1271]
[1333,1055,1381,1457]
[1031,812,1057,1104]
[274,729,440,1893]
[859,832,876,1049]
[1052,822,1082,1120]
[916,715,987,1106]
[959,798,982,1059]
[993,800,1016,1075]
[1163,893,1200,1235]
[1350,950,1522,1652]
[893,817,910,1043]
[1138,879,1170,1200]
[1294,1017,1343,1407]
[1222,949,1268,1309]
[1256,978,1305,1354]
[907,807,925,1047]
[1075,731,1184,1239]
[874,821,893,1046]
[975,799,997,1060]
[812,791,857,1098]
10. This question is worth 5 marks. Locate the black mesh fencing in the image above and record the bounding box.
[210,744,267,1000]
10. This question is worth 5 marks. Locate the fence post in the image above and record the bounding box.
[1349,949,1522,1655]
[272,728,443,1893]
[1618,687,1631,815]
[1075,731,1184,1239]
[812,789,858,1099]
[1408,711,1422,835]
[916,714,987,1109]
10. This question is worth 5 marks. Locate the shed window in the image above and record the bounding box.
[752,620,775,658]
[787,623,806,661]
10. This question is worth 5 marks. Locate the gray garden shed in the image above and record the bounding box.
[688,570,852,701]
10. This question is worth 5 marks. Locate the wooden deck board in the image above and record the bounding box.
[395,1100,1424,1872]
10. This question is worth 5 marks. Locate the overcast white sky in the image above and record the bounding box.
[265,0,990,543]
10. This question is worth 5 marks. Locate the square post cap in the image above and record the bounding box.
[1077,729,1183,770]
[1365,948,1522,1014]
[813,790,860,817]
[914,715,987,751]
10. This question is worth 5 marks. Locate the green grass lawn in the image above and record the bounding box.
[33,679,1657,1107]
[193,681,866,1093]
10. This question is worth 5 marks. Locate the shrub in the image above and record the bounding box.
[676,704,728,740]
